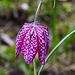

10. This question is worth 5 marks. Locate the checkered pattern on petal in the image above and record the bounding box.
[15,24,30,58]
[29,28,38,63]
[36,27,46,65]
[22,28,38,64]
[40,27,49,53]
[22,29,31,64]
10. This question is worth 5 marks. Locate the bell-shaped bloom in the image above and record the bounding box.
[15,21,49,65]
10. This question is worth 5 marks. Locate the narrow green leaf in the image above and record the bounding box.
[38,30,75,75]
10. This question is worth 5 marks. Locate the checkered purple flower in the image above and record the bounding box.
[15,21,49,65]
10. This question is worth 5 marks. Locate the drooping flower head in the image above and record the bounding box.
[15,21,49,65]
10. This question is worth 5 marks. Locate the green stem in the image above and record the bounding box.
[33,59,37,75]
[52,0,58,48]
[53,0,56,8]
[34,1,42,26]
[38,30,75,75]
[38,0,42,4]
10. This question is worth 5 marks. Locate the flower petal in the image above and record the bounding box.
[36,27,46,65]
[36,21,49,53]
[22,28,38,64]
[22,30,31,64]
[40,27,49,53]
[15,23,30,58]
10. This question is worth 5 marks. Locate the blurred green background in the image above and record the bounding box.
[0,0,75,75]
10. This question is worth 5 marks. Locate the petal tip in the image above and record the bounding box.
[41,61,45,65]
[25,60,30,65]
[15,56,17,58]
[15,53,19,58]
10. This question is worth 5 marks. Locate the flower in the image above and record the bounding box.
[15,21,49,65]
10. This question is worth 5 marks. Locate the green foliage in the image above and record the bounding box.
[0,0,12,16]
[0,45,34,75]
[0,70,7,75]
[1,46,15,62]
[0,0,11,7]
[18,63,33,75]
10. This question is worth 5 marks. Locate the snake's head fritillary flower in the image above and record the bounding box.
[15,21,49,65]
